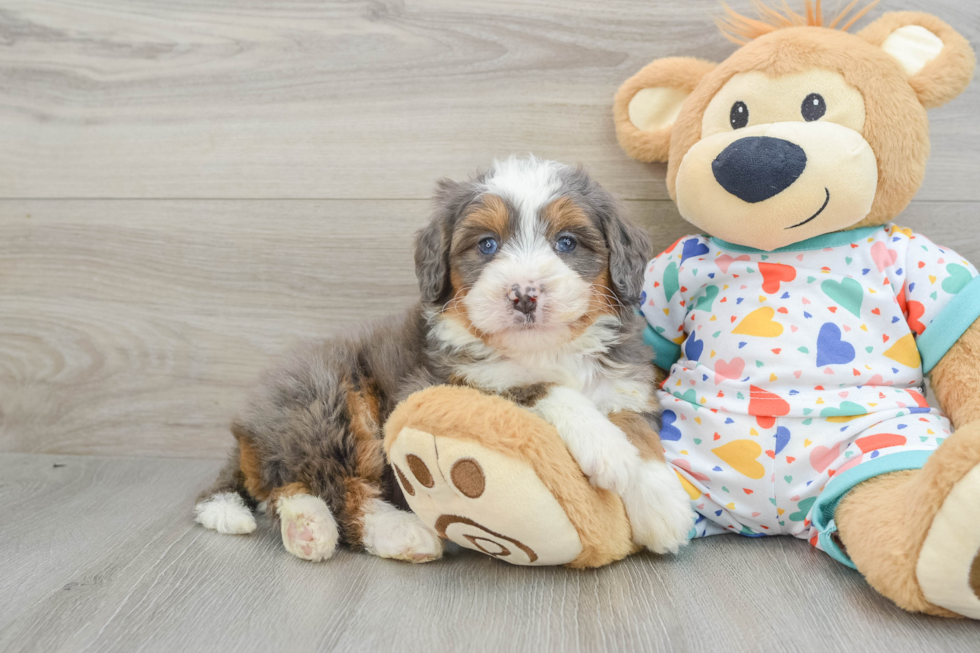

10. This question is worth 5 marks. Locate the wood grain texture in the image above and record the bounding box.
[0,0,977,201]
[0,453,978,653]
[3,199,978,458]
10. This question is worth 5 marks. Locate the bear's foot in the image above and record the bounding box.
[388,425,584,565]
[916,459,980,618]
[837,420,980,618]
[384,385,638,568]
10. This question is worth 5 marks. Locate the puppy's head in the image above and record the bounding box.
[415,156,650,350]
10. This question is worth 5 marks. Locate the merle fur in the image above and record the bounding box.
[199,161,659,549]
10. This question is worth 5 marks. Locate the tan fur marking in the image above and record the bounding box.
[607,411,666,463]
[345,384,385,482]
[499,383,554,407]
[457,194,511,242]
[385,385,637,568]
[234,428,270,502]
[443,194,512,336]
[589,267,622,317]
[542,197,600,242]
[342,477,381,547]
[268,481,311,518]
[542,197,620,320]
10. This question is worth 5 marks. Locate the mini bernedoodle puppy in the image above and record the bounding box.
[195,155,694,562]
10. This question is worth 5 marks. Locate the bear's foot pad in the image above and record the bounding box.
[389,427,584,566]
[917,462,980,618]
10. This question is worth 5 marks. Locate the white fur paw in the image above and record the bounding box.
[277,493,339,562]
[362,499,444,563]
[622,462,695,555]
[572,423,639,495]
[195,492,257,535]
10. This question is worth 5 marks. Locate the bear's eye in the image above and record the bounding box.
[802,93,826,121]
[730,101,749,129]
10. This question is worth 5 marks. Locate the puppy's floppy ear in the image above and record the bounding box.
[859,12,976,109]
[613,57,716,163]
[416,177,482,304]
[605,208,652,309]
[414,178,459,304]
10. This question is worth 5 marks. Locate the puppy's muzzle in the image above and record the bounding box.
[508,284,538,315]
[712,136,807,203]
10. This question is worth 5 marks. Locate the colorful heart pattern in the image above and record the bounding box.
[732,307,784,338]
[711,440,766,480]
[815,323,855,367]
[643,224,971,547]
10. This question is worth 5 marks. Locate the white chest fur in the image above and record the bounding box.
[430,314,655,415]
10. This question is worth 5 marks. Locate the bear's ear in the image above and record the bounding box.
[613,57,716,162]
[859,11,976,109]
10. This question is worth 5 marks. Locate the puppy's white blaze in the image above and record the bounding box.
[463,241,592,339]
[194,492,257,535]
[483,155,563,228]
[361,498,444,563]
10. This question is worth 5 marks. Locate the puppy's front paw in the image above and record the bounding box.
[277,494,339,562]
[362,499,443,563]
[570,424,639,494]
[623,461,695,555]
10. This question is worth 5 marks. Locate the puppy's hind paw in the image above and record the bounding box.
[623,462,695,555]
[277,494,339,562]
[195,492,257,535]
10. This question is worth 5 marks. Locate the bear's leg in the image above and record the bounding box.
[835,421,980,618]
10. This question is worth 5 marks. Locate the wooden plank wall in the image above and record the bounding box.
[1,0,978,458]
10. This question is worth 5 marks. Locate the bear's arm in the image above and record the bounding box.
[930,318,980,429]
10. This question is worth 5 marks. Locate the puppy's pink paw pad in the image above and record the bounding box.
[277,494,339,562]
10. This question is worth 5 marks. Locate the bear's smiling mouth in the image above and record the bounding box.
[786,188,830,229]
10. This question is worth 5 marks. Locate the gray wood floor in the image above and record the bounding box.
[2,1,980,651]
[2,453,980,653]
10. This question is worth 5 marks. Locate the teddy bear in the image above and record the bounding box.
[385,2,980,619]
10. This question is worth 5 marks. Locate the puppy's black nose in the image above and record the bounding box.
[510,285,537,315]
[711,136,807,203]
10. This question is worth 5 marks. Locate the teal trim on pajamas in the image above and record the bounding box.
[711,226,882,254]
[917,274,980,374]
[811,450,935,569]
[643,324,681,371]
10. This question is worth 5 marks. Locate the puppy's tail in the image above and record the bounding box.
[193,426,260,535]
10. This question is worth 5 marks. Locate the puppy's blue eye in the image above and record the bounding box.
[478,237,498,255]
[556,236,577,253]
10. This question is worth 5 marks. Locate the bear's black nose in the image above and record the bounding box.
[711,136,807,203]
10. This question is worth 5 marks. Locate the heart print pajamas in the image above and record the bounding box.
[641,224,980,566]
